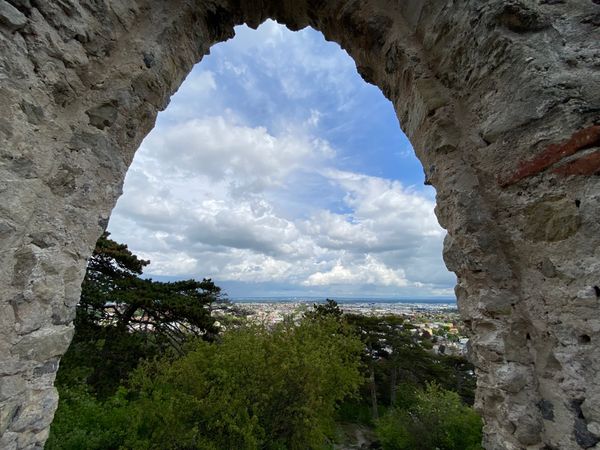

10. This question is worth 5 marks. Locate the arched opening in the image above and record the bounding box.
[47,21,473,448]
[1,2,597,449]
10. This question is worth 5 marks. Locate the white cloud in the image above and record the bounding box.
[110,128,451,294]
[142,116,334,195]
[430,287,456,297]
[107,21,455,298]
[216,20,357,105]
[184,70,217,95]
[303,256,409,287]
[300,170,443,255]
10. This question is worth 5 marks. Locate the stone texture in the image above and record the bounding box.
[0,0,599,449]
[0,1,26,31]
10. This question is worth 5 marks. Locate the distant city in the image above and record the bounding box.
[229,296,457,306]
[214,298,467,358]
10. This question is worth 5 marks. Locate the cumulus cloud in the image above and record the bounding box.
[301,170,442,253]
[107,21,455,298]
[110,137,452,296]
[145,116,334,194]
[303,256,409,287]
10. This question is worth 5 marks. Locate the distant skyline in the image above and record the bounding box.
[107,20,456,298]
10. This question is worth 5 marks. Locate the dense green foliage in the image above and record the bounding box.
[342,312,477,413]
[375,383,483,450]
[312,301,481,448]
[47,317,363,450]
[45,386,131,450]
[48,237,482,450]
[126,317,363,449]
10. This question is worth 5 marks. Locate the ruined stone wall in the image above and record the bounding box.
[0,0,598,448]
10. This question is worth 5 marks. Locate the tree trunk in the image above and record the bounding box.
[118,303,139,331]
[390,365,397,406]
[369,360,379,420]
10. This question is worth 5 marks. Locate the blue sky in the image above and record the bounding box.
[107,21,455,299]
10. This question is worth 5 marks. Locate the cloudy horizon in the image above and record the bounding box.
[107,20,456,299]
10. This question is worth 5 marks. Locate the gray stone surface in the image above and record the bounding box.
[0,1,26,31]
[0,0,598,448]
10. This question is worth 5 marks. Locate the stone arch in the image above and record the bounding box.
[1,1,599,448]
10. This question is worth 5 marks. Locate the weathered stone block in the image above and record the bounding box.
[10,389,58,433]
[0,376,25,402]
[85,101,119,130]
[0,1,26,31]
[525,198,581,242]
[0,402,19,436]
[13,326,73,361]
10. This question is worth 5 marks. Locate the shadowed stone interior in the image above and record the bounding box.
[1,0,599,448]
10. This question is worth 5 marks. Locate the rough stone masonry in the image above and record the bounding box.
[0,0,599,448]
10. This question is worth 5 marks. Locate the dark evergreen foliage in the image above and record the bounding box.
[58,232,219,397]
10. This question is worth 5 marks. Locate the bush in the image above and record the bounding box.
[376,383,483,450]
[45,385,130,450]
[48,316,364,450]
[123,316,363,450]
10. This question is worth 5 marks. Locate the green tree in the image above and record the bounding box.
[122,316,364,450]
[78,232,219,340]
[376,383,483,450]
[309,298,344,319]
[342,313,476,417]
[57,232,219,397]
[344,314,412,420]
[45,385,131,450]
